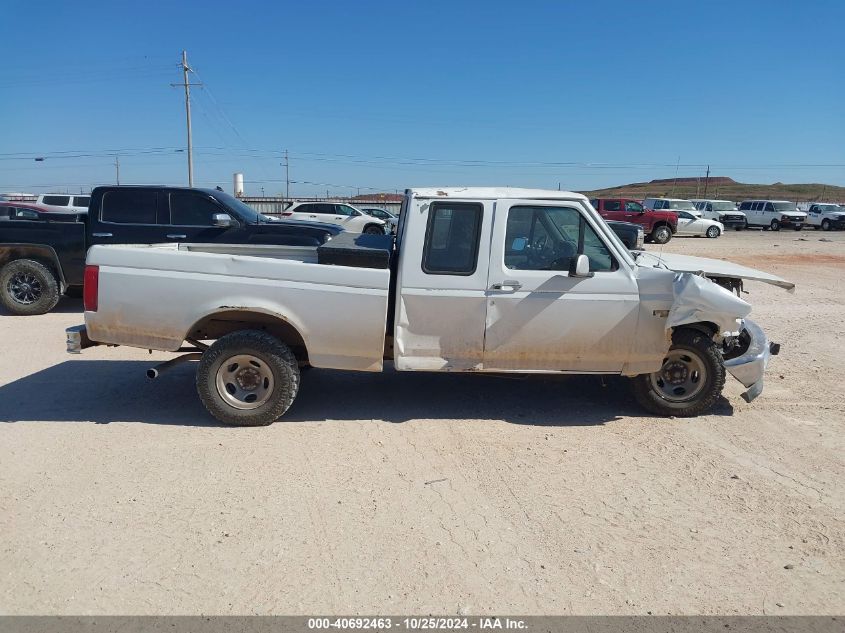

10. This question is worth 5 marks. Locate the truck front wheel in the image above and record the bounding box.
[631,328,726,417]
[196,330,300,426]
[651,225,672,244]
[0,259,60,316]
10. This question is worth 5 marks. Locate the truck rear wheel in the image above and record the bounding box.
[651,225,672,244]
[196,330,300,426]
[631,328,725,417]
[0,259,60,316]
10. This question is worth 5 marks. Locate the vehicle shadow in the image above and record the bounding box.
[0,360,735,427]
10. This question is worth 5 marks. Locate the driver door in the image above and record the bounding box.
[675,211,697,234]
[483,200,639,372]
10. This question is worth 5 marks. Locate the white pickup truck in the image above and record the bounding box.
[67,187,793,426]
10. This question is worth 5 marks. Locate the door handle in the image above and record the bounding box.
[166,234,187,239]
[334,216,344,220]
[309,215,317,218]
[92,232,113,238]
[490,280,522,291]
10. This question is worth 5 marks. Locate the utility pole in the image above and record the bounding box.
[670,156,680,196]
[171,51,202,186]
[114,155,120,185]
[284,149,290,199]
[702,164,711,199]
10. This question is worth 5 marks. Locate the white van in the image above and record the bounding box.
[35,193,90,214]
[738,200,806,231]
[690,199,747,230]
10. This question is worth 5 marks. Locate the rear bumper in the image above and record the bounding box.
[723,319,779,403]
[66,324,98,354]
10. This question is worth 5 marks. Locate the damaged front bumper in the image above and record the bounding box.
[723,319,780,403]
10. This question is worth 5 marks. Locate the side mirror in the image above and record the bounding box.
[212,213,237,228]
[569,254,594,278]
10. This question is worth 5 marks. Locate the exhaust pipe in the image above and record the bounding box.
[146,352,202,379]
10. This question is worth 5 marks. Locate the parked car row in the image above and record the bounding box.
[590,195,845,242]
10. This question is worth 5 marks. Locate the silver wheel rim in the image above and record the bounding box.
[649,349,707,403]
[8,272,42,305]
[656,228,669,242]
[707,226,719,238]
[215,354,274,410]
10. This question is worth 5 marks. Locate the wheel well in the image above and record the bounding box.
[363,223,382,233]
[651,221,672,232]
[673,322,719,338]
[187,310,309,363]
[0,247,64,289]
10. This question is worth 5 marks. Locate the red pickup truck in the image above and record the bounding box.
[589,198,678,244]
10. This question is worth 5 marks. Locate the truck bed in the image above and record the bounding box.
[85,242,392,372]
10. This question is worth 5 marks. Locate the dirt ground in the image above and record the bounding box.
[1,229,843,615]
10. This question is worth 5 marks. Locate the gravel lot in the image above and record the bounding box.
[1,230,843,615]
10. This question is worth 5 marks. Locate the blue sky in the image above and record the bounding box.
[2,0,843,196]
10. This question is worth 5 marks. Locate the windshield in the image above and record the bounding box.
[773,202,797,213]
[668,200,697,211]
[211,191,273,223]
[711,201,736,211]
[817,204,840,212]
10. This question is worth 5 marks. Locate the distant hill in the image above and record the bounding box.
[580,177,845,203]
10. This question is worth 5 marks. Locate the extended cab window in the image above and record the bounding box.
[170,192,223,226]
[101,190,158,224]
[505,206,613,272]
[73,196,90,208]
[422,202,483,275]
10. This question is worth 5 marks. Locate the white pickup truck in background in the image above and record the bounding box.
[67,187,793,426]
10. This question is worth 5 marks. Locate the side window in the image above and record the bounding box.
[739,201,750,211]
[313,204,335,215]
[334,204,355,216]
[604,200,621,211]
[422,202,483,276]
[73,196,91,208]
[504,206,613,272]
[42,195,70,206]
[764,202,775,212]
[705,203,713,212]
[170,192,223,226]
[625,201,643,213]
[101,190,158,224]
[294,203,313,213]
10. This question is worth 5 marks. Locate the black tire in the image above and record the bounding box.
[363,224,384,235]
[651,225,672,244]
[794,225,803,231]
[770,219,780,231]
[196,330,300,426]
[706,225,721,238]
[631,328,726,417]
[0,259,60,316]
[821,219,831,231]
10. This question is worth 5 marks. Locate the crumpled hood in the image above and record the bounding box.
[637,252,795,292]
